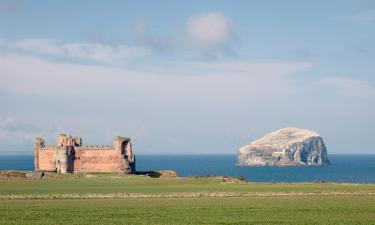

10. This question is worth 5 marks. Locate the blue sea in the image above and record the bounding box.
[1,154,374,183]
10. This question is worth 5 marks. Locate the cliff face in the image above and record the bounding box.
[237,127,330,166]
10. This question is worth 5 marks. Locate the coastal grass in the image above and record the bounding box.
[1,174,375,224]
[1,196,375,225]
[1,173,375,196]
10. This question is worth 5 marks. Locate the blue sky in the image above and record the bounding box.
[0,0,374,154]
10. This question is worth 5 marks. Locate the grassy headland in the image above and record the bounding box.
[0,172,374,224]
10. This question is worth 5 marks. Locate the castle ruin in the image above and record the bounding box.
[34,134,136,173]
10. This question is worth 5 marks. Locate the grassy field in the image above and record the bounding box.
[1,173,375,224]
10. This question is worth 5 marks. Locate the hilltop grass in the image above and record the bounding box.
[0,173,375,224]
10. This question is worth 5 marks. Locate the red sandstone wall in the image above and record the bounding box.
[38,149,55,171]
[74,148,122,173]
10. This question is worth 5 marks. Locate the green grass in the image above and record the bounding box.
[1,174,375,195]
[1,196,375,225]
[1,174,375,224]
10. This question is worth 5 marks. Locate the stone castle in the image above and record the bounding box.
[34,134,136,173]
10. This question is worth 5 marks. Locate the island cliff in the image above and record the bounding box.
[237,127,330,166]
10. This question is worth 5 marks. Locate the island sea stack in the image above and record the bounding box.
[237,127,330,166]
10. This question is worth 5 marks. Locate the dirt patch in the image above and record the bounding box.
[220,176,247,184]
[0,171,27,179]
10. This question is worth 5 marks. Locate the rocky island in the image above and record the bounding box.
[237,127,330,166]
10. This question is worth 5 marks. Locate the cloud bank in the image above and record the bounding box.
[1,39,151,64]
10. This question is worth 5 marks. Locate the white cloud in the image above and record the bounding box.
[0,54,311,101]
[131,13,235,59]
[133,13,233,57]
[186,12,232,49]
[6,39,151,64]
[319,77,375,98]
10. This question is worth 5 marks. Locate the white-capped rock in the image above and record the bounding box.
[237,127,330,166]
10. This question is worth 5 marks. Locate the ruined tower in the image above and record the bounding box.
[114,136,136,174]
[34,137,45,172]
[53,134,80,173]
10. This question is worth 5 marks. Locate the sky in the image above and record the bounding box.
[0,0,374,155]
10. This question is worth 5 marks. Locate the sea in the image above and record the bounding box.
[1,154,374,183]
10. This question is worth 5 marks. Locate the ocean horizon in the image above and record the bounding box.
[1,154,374,184]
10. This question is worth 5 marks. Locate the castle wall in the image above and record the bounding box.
[73,147,123,173]
[38,148,55,171]
[34,134,136,174]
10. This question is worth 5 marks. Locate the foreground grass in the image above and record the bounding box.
[1,196,375,225]
[1,174,375,224]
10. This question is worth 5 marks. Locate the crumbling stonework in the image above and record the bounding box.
[34,134,136,174]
